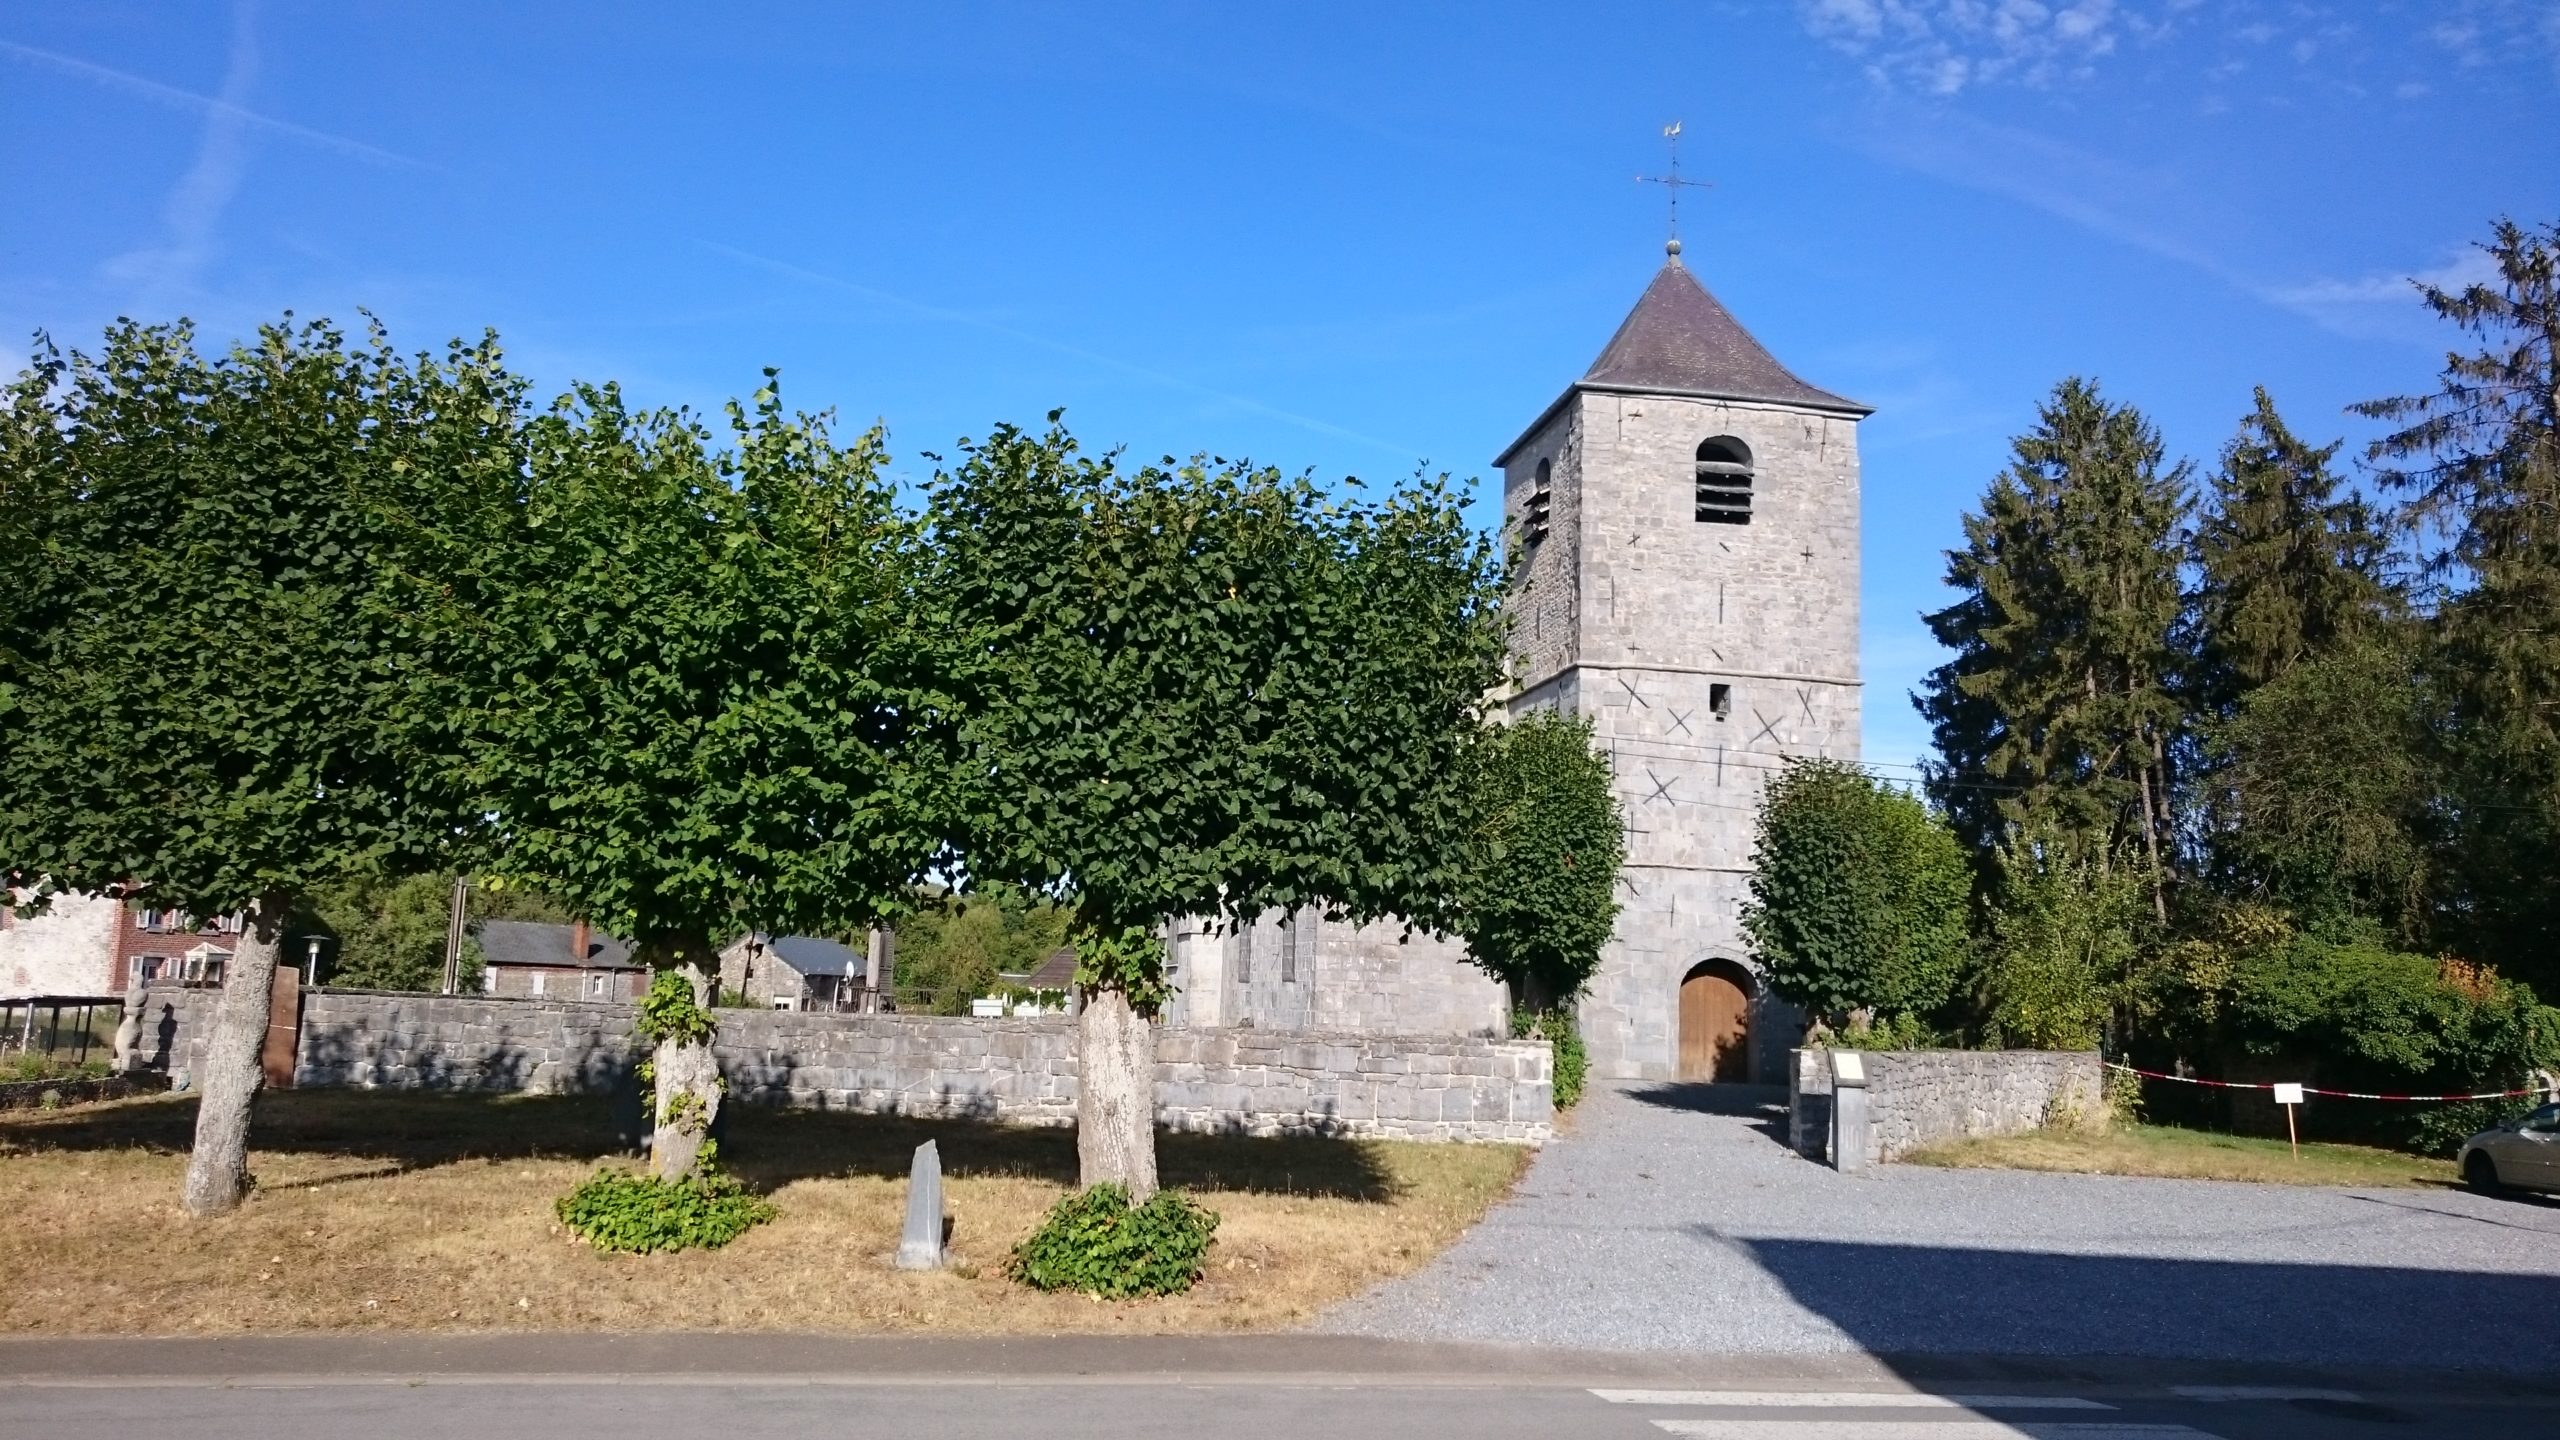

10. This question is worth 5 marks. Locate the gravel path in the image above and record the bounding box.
[1319,1080,2560,1372]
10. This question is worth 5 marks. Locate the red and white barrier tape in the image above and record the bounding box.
[2106,1062,2544,1103]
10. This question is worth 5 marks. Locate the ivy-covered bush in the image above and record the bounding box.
[1511,1008,1587,1108]
[555,1166,776,1253]
[1007,1183,1218,1298]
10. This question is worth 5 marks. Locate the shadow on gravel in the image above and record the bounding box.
[1733,1236,2560,1375]
[1624,1082,1793,1148]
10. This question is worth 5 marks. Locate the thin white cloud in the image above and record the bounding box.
[99,4,261,314]
[2262,249,2506,339]
[1843,103,2503,344]
[703,243,1428,462]
[1798,0,2148,94]
[0,35,430,170]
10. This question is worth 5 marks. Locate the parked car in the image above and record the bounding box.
[2459,1102,2560,1194]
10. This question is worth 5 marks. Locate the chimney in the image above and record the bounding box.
[571,919,590,964]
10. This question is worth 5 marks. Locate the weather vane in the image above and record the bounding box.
[1636,120,1713,260]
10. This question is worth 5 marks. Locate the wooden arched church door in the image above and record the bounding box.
[1677,959,1754,1082]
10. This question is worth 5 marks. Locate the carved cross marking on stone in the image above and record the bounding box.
[1643,769,1677,807]
[1667,705,1694,737]
[1749,710,1784,749]
[1800,544,1815,563]
[1618,675,1650,709]
[1798,686,1817,722]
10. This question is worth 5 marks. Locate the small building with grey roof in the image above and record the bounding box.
[475,919,642,1002]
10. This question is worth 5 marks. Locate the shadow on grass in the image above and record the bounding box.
[0,1089,1400,1202]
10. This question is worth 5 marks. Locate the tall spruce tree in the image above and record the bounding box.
[2353,217,2560,980]
[2188,387,2397,716]
[2185,389,2410,914]
[1917,378,2191,916]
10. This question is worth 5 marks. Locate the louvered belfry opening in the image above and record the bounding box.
[1695,436,1753,525]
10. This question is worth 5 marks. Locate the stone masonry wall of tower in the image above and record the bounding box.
[1504,390,1863,1081]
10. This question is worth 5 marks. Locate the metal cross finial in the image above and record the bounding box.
[1636,120,1713,262]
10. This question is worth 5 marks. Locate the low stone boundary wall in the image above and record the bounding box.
[0,1071,169,1112]
[1791,1046,2103,1165]
[138,985,1550,1144]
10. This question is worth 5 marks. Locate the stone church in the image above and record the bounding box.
[1164,241,1866,1085]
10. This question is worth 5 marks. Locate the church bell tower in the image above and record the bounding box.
[1495,238,1869,1082]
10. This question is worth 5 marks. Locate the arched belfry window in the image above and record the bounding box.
[1695,437,1753,526]
[1524,457,1553,545]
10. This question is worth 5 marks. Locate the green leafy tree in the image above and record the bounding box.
[923,419,1505,1196]
[1978,830,2152,1051]
[1457,710,1624,1010]
[891,883,1077,1015]
[2209,634,2437,935]
[1741,758,1970,1032]
[2354,218,2560,983]
[446,375,941,1181]
[1918,379,2191,915]
[0,318,520,1215]
[292,870,573,992]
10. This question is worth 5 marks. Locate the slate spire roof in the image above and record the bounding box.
[1581,259,1868,415]
[1495,254,1869,464]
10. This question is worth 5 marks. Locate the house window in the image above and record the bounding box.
[1236,926,1252,984]
[139,908,167,932]
[1710,683,1732,720]
[530,971,547,997]
[482,968,498,994]
[136,956,169,982]
[1695,437,1753,525]
[1523,457,1553,546]
[183,954,224,985]
[588,972,610,999]
[1280,913,1298,983]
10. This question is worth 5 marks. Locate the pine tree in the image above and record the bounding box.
[2352,217,2560,978]
[2184,389,2410,916]
[1918,378,2191,916]
[2188,387,2396,716]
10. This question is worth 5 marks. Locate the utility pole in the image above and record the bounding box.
[441,874,469,994]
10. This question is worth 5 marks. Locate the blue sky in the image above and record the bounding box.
[5,2,2557,772]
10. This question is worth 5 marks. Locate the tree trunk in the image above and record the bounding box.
[1075,980,1158,1200]
[650,963,723,1182]
[180,891,289,1217]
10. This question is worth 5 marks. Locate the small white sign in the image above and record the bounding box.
[2271,1082,2305,1106]
[1831,1050,1866,1086]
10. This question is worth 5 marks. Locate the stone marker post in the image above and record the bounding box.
[1828,1048,1872,1174]
[895,1139,944,1270]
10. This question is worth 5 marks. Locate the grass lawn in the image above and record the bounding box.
[1903,1122,2458,1188]
[0,1089,1525,1335]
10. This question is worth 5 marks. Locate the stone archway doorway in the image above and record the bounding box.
[1677,958,1755,1082]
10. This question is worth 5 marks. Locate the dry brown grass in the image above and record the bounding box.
[0,1090,1525,1335]
[1904,1122,2458,1189]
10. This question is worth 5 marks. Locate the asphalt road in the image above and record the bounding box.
[4,1336,2556,1440]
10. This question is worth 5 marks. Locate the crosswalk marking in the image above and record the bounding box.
[1648,1414,2211,1424]
[1593,1390,2111,1409]
[2168,1386,2360,1403]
